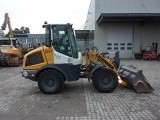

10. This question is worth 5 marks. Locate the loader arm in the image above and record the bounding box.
[85,49,119,75]
[85,48,153,93]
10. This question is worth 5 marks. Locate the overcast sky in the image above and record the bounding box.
[0,0,91,34]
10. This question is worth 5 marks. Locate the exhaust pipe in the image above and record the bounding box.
[118,65,154,93]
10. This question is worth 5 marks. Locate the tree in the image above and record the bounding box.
[24,27,30,34]
[13,28,20,34]
[20,26,25,34]
[4,26,30,37]
[13,27,30,34]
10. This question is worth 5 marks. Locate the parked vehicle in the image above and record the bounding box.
[0,38,23,66]
[143,43,160,60]
[21,22,153,94]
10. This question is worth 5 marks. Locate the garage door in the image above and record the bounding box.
[106,26,133,58]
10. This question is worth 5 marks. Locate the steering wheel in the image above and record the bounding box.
[92,47,99,53]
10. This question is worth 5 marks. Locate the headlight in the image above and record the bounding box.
[14,50,18,54]
[22,71,28,77]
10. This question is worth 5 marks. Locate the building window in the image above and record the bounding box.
[107,43,112,46]
[121,43,125,46]
[114,43,118,46]
[107,47,112,50]
[127,43,132,46]
[120,47,125,50]
[127,47,132,50]
[114,47,118,50]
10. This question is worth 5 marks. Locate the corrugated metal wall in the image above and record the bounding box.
[84,0,95,31]
[95,0,160,19]
[91,0,160,58]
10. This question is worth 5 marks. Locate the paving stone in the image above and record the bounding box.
[0,60,160,120]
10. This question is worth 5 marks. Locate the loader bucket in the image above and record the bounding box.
[118,65,154,93]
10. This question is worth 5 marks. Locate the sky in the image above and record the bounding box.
[0,0,91,34]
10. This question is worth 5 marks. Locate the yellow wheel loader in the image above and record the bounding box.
[21,23,153,94]
[0,38,23,66]
[0,13,34,66]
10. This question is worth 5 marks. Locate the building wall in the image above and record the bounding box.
[77,40,94,53]
[27,34,45,43]
[94,23,134,58]
[16,34,45,43]
[142,24,160,53]
[132,25,142,53]
[95,0,160,19]
[84,0,95,31]
[85,0,160,58]
[94,23,160,57]
[85,0,160,30]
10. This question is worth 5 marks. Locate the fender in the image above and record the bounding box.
[36,64,70,81]
[88,64,104,82]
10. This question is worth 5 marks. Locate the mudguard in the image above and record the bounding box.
[88,64,104,82]
[37,64,70,81]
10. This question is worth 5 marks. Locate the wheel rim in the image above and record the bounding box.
[45,77,56,87]
[100,75,113,87]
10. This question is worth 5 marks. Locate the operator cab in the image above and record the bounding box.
[43,23,79,59]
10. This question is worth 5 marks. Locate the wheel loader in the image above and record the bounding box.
[21,22,153,94]
[0,38,23,66]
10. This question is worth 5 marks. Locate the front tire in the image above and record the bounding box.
[93,68,118,93]
[38,69,64,94]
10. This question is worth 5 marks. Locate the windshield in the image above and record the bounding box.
[145,46,152,52]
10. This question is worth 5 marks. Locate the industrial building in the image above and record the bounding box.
[83,0,160,58]
[14,34,45,43]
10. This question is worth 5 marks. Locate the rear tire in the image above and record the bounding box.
[93,68,118,93]
[38,69,64,94]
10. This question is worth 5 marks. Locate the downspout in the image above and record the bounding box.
[140,24,144,53]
